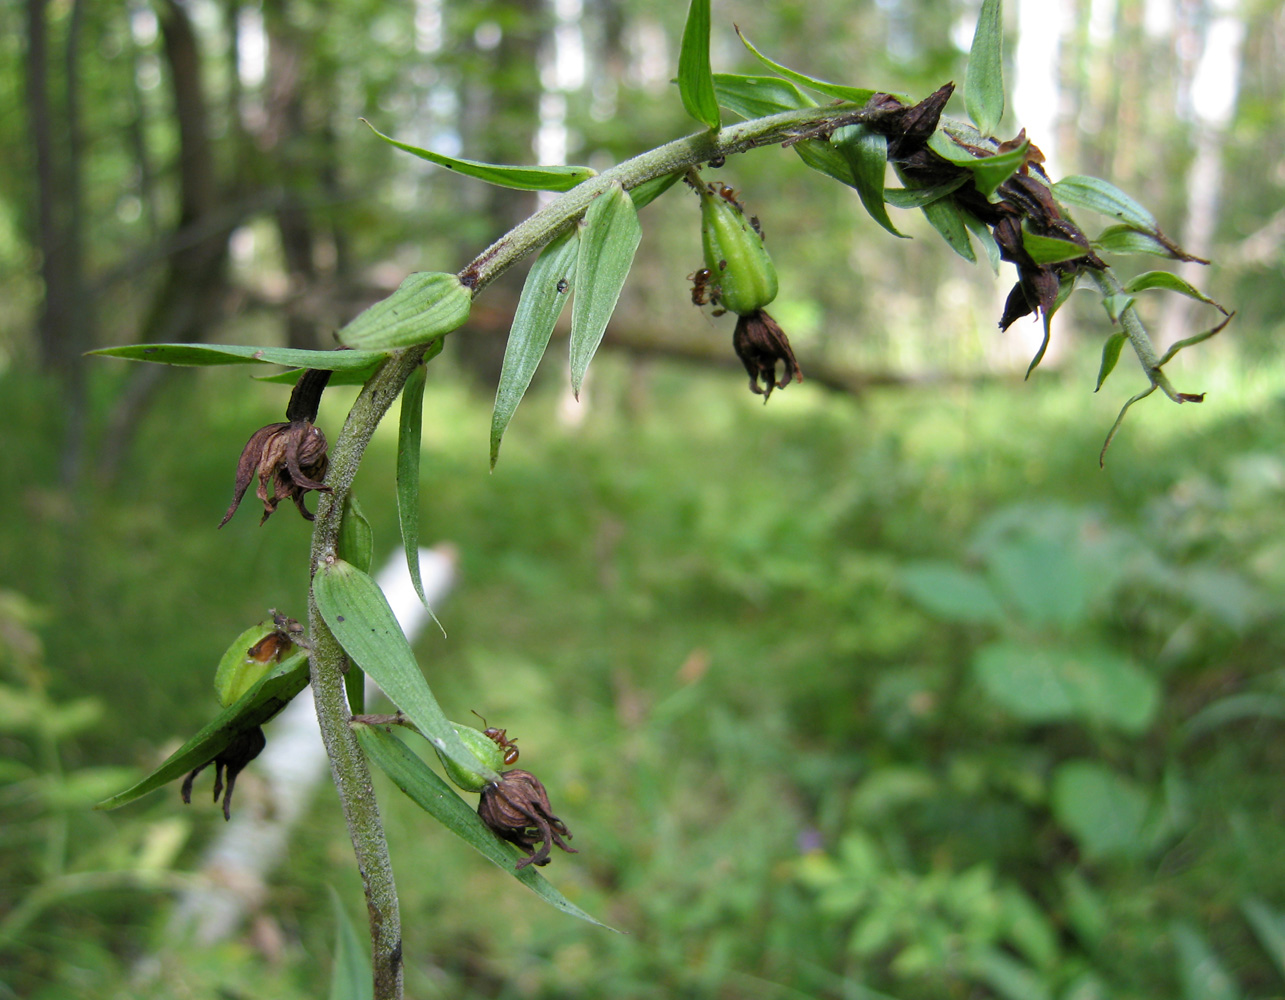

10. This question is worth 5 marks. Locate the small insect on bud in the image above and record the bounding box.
[699,181,778,317]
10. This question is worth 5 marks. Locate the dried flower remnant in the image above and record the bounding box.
[478,769,577,869]
[733,309,802,400]
[219,420,331,526]
[181,725,266,821]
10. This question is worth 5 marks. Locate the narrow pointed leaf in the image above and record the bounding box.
[1123,270,1228,314]
[713,73,815,119]
[1021,226,1090,264]
[883,176,969,209]
[962,209,1001,274]
[397,360,443,633]
[792,138,854,186]
[570,182,641,398]
[328,888,373,1000]
[1100,385,1157,466]
[91,344,388,370]
[909,182,975,263]
[1102,294,1136,324]
[362,120,595,192]
[1025,312,1052,379]
[1052,176,1156,230]
[254,360,386,386]
[1092,225,1178,258]
[965,0,1005,135]
[95,649,310,810]
[339,272,472,350]
[1155,312,1234,367]
[629,171,683,209]
[833,125,906,238]
[337,493,374,574]
[1242,898,1285,982]
[926,130,1028,199]
[1096,332,1127,391]
[678,0,720,129]
[492,228,579,468]
[736,28,879,104]
[313,558,500,788]
[355,724,616,930]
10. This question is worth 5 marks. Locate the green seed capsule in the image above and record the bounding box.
[440,723,506,793]
[214,621,294,708]
[700,183,778,316]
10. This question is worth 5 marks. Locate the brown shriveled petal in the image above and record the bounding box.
[478,769,577,870]
[219,420,331,527]
[181,725,267,821]
[732,309,803,401]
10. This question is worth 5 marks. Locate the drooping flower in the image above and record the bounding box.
[733,309,802,400]
[219,420,330,527]
[181,725,266,821]
[477,769,577,869]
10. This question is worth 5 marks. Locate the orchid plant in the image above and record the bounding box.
[91,1,1229,996]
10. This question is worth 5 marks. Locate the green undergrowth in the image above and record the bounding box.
[4,348,1285,998]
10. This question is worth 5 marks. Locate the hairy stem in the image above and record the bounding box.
[305,100,874,1000]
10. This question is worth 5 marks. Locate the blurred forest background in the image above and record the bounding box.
[3,0,1285,997]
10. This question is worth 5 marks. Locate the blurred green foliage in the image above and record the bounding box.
[4,346,1285,998]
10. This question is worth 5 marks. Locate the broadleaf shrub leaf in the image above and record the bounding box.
[492,228,579,468]
[678,0,720,129]
[355,724,617,930]
[362,120,595,191]
[313,558,499,787]
[570,182,641,399]
[1051,760,1152,860]
[339,272,472,350]
[964,0,1005,135]
[833,125,906,238]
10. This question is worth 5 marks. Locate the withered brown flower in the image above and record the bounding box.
[478,769,577,869]
[219,419,330,526]
[733,309,803,400]
[181,725,266,821]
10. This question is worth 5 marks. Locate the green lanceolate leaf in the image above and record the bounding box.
[1096,332,1127,391]
[492,228,579,468]
[629,171,683,210]
[91,344,388,370]
[1102,294,1136,324]
[336,493,374,575]
[354,724,616,930]
[926,130,1028,199]
[962,209,1001,274]
[1021,225,1090,264]
[883,176,969,209]
[1052,175,1156,230]
[362,120,595,192]
[570,182,641,399]
[965,0,1005,136]
[95,648,310,810]
[396,361,443,635]
[833,125,906,238]
[1092,225,1182,258]
[713,73,815,119]
[678,0,720,130]
[254,360,386,387]
[1123,270,1229,314]
[339,272,472,350]
[313,558,500,788]
[897,167,975,263]
[793,139,855,186]
[328,888,373,1000]
[736,28,879,104]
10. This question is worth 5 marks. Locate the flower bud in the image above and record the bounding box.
[700,182,778,317]
[214,620,297,708]
[440,723,507,793]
